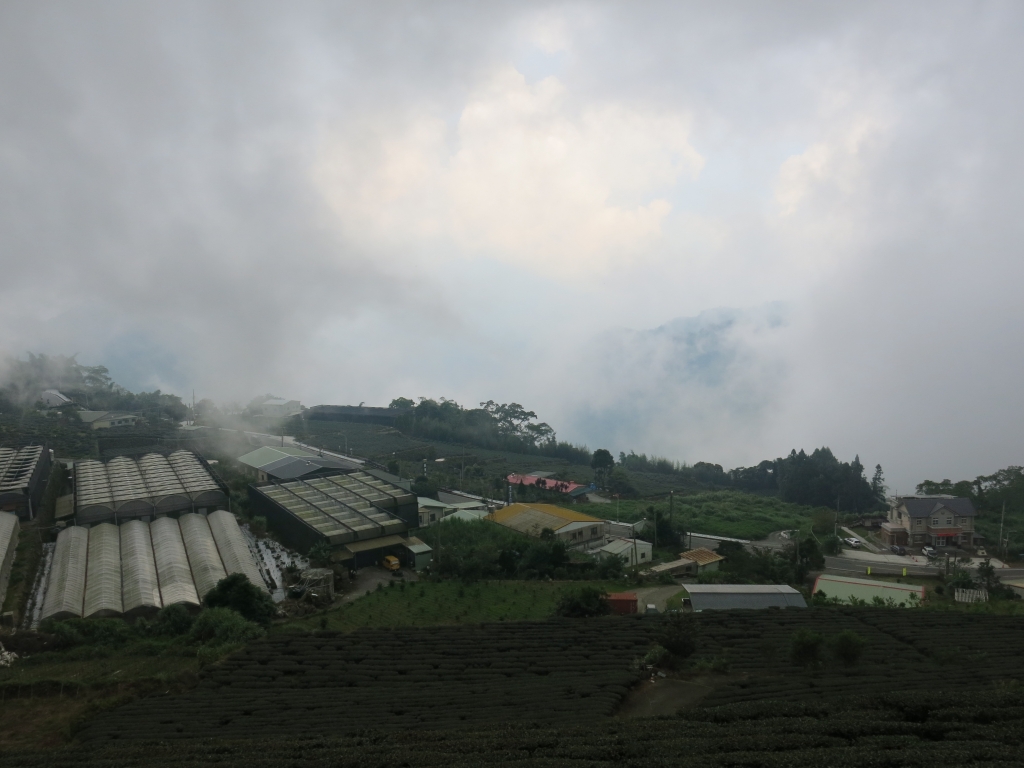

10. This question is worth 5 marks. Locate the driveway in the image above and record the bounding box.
[341,565,418,602]
[634,585,685,613]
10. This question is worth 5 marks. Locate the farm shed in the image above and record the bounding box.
[237,446,358,483]
[487,503,606,548]
[74,450,226,524]
[606,592,638,615]
[596,537,652,567]
[685,584,807,611]
[247,470,416,555]
[812,574,924,606]
[0,444,52,520]
[40,513,265,622]
[41,525,89,621]
[680,548,725,573]
[402,536,433,570]
[0,511,19,609]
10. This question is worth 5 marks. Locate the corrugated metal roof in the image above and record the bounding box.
[685,584,807,611]
[681,548,725,566]
[343,534,407,553]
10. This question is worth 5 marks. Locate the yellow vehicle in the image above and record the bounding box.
[383,555,401,572]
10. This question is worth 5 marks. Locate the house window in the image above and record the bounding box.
[946,517,952,526]
[932,518,939,525]
[591,527,598,536]
[640,552,646,559]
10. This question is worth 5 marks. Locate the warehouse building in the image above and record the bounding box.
[0,511,19,610]
[248,470,419,566]
[237,446,359,483]
[77,411,140,429]
[487,503,606,549]
[40,510,264,622]
[74,450,227,524]
[685,584,807,611]
[0,444,52,519]
[812,574,924,606]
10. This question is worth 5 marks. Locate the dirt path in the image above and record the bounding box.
[617,677,715,718]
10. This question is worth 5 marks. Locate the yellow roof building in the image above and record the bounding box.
[488,503,604,538]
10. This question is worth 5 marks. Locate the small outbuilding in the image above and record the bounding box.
[680,548,725,573]
[606,592,638,615]
[596,537,652,568]
[685,584,807,611]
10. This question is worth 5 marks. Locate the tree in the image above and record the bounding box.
[308,541,332,568]
[822,535,843,555]
[655,612,699,660]
[203,573,277,625]
[871,464,886,502]
[591,448,615,488]
[389,397,416,409]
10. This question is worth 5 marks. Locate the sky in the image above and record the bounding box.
[2,1,1024,491]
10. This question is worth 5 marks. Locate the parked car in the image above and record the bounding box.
[843,537,861,548]
[921,546,937,558]
[890,545,907,556]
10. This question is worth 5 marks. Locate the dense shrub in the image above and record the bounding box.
[204,573,277,625]
[790,629,825,666]
[188,608,264,645]
[146,603,195,637]
[555,587,611,618]
[829,630,866,667]
[655,612,699,660]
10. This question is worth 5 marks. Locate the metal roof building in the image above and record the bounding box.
[75,451,226,524]
[487,503,606,548]
[0,511,20,610]
[237,446,359,483]
[248,470,417,558]
[685,584,807,611]
[812,574,924,606]
[0,444,52,519]
[40,512,265,622]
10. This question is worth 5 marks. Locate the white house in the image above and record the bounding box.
[596,537,652,568]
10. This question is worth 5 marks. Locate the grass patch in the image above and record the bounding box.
[570,491,819,541]
[665,589,689,612]
[275,580,630,634]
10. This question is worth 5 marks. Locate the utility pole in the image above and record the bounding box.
[998,501,1006,559]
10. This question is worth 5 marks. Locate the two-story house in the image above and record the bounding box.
[881,495,977,549]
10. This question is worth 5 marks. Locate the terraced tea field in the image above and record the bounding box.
[76,619,655,741]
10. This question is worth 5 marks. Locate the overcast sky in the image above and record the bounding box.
[2,2,1023,490]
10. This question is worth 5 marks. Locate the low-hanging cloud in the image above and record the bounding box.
[2,2,1024,492]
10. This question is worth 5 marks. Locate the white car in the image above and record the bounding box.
[843,537,861,548]
[922,546,937,558]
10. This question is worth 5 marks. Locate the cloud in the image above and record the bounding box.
[313,66,703,274]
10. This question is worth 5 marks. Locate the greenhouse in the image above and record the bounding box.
[208,509,264,590]
[83,523,123,618]
[0,511,20,609]
[41,525,89,621]
[151,516,201,609]
[120,520,163,616]
[75,450,227,524]
[249,470,414,554]
[39,512,265,623]
[179,513,227,599]
[0,444,51,519]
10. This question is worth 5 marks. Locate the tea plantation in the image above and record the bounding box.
[4,609,1023,766]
